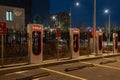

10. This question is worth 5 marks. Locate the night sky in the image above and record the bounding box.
[50,0,120,27]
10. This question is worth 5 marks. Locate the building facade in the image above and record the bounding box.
[0,0,32,25]
[0,5,25,31]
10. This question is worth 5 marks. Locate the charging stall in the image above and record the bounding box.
[70,28,80,59]
[113,33,118,53]
[96,31,103,54]
[27,24,43,64]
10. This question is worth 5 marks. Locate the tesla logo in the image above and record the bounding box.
[32,25,42,31]
[73,30,79,34]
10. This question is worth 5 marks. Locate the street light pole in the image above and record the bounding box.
[70,7,72,28]
[104,9,111,44]
[108,14,111,42]
[69,2,80,28]
[93,0,96,54]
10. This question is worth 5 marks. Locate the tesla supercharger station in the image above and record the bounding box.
[113,33,118,53]
[70,28,80,59]
[96,31,103,54]
[27,24,43,64]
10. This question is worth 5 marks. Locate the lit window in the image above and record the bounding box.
[6,11,14,21]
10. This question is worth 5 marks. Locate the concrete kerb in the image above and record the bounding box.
[0,64,40,75]
[0,53,119,75]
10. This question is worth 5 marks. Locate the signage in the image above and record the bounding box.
[0,22,6,35]
[32,25,42,31]
[73,29,79,34]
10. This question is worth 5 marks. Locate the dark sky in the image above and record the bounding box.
[32,0,49,26]
[50,0,120,27]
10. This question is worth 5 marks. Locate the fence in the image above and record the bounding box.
[0,29,28,66]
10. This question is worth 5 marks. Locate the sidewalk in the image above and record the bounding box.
[0,53,119,75]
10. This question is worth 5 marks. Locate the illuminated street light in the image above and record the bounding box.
[51,15,58,28]
[75,2,80,6]
[104,9,109,14]
[104,9,111,42]
[70,1,80,28]
[52,15,56,20]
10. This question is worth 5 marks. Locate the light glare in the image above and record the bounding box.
[104,9,109,14]
[75,2,80,6]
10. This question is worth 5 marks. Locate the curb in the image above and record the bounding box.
[0,53,119,75]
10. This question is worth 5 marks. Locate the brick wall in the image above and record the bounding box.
[0,5,25,31]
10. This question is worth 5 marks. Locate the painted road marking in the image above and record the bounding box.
[103,58,116,60]
[103,58,120,62]
[41,68,87,80]
[5,70,29,76]
[81,61,120,70]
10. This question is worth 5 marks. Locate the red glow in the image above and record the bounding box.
[73,29,79,34]
[56,28,61,39]
[0,22,6,35]
[115,34,118,49]
[32,25,42,31]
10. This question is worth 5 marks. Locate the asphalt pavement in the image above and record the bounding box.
[39,55,120,80]
[1,55,120,80]
[0,56,120,80]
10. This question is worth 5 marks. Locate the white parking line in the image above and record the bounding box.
[5,70,28,75]
[103,57,120,61]
[41,68,87,80]
[81,61,120,70]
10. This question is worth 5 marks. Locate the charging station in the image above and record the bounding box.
[96,31,103,54]
[27,24,43,64]
[70,28,80,59]
[113,33,118,53]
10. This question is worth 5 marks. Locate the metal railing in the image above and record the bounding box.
[0,29,28,66]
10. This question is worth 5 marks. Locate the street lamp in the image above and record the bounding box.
[104,9,111,42]
[70,1,80,28]
[52,15,56,21]
[93,0,96,55]
[75,2,80,6]
[51,15,58,27]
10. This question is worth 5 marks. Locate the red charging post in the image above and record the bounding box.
[70,28,80,59]
[96,31,103,55]
[99,32,103,51]
[56,27,61,40]
[27,24,43,64]
[0,22,6,67]
[113,33,118,53]
[56,27,61,60]
[0,22,6,35]
[115,34,118,50]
